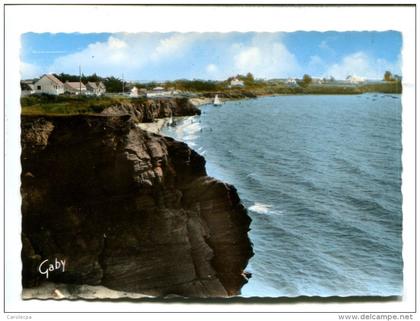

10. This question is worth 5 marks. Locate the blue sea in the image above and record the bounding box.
[161,94,402,297]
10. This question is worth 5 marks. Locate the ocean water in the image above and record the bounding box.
[161,94,402,297]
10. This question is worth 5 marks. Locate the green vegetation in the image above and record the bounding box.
[22,71,402,116]
[301,74,313,87]
[48,72,402,95]
[21,94,146,116]
[55,73,124,93]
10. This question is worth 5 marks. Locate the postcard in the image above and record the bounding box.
[4,3,417,318]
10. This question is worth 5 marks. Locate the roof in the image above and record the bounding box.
[98,82,106,89]
[153,86,165,91]
[86,81,106,90]
[40,74,64,86]
[65,81,86,90]
[86,82,98,89]
[22,79,37,85]
[21,82,35,90]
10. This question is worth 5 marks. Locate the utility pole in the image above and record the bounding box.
[122,73,125,95]
[79,65,82,95]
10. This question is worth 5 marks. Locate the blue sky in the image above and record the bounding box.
[21,31,402,81]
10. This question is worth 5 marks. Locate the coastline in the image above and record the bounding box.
[137,97,212,134]
[137,92,401,134]
[136,118,171,134]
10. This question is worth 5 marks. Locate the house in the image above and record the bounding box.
[323,76,336,83]
[64,81,87,95]
[33,74,65,95]
[345,75,366,84]
[86,81,106,96]
[20,80,36,96]
[286,77,297,87]
[312,78,324,85]
[147,86,171,98]
[130,86,139,97]
[230,78,244,87]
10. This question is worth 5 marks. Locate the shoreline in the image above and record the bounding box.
[137,98,210,134]
[137,118,171,134]
[136,92,400,134]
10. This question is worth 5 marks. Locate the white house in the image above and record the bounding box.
[286,78,298,87]
[86,82,106,96]
[230,78,244,87]
[33,74,65,95]
[130,86,139,97]
[64,81,87,95]
[346,75,366,84]
[312,78,324,84]
[147,86,171,98]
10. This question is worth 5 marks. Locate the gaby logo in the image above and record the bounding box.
[38,258,66,279]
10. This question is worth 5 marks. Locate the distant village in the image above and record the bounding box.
[20,74,255,98]
[21,74,181,98]
[21,72,400,98]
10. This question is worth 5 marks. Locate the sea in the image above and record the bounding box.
[161,94,403,297]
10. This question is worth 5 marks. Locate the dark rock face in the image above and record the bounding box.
[101,97,201,123]
[21,115,253,298]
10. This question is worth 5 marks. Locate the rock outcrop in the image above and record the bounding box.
[21,114,253,298]
[101,97,200,123]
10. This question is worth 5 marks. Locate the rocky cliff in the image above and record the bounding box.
[101,97,200,123]
[21,114,253,298]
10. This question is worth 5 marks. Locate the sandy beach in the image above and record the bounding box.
[136,118,170,134]
[189,97,213,107]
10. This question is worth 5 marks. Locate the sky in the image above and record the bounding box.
[20,31,402,81]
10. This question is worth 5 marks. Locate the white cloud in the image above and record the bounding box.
[152,33,197,61]
[20,62,43,79]
[325,51,401,80]
[107,36,127,49]
[45,33,301,80]
[231,34,300,78]
[48,33,172,78]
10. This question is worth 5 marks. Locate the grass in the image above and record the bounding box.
[21,94,147,116]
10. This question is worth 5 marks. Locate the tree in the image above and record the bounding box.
[245,72,254,82]
[302,74,312,86]
[102,76,123,93]
[384,71,394,81]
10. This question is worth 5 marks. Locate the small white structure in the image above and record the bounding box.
[346,75,366,84]
[130,86,139,97]
[230,78,244,87]
[147,86,172,98]
[64,81,87,95]
[213,94,222,106]
[86,82,106,96]
[33,74,65,95]
[286,77,297,87]
[312,78,324,84]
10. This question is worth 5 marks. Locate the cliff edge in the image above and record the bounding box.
[101,97,200,122]
[21,114,253,298]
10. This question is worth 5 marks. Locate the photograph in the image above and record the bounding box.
[19,30,403,299]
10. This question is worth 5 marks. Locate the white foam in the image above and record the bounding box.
[248,202,284,216]
[248,202,272,214]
